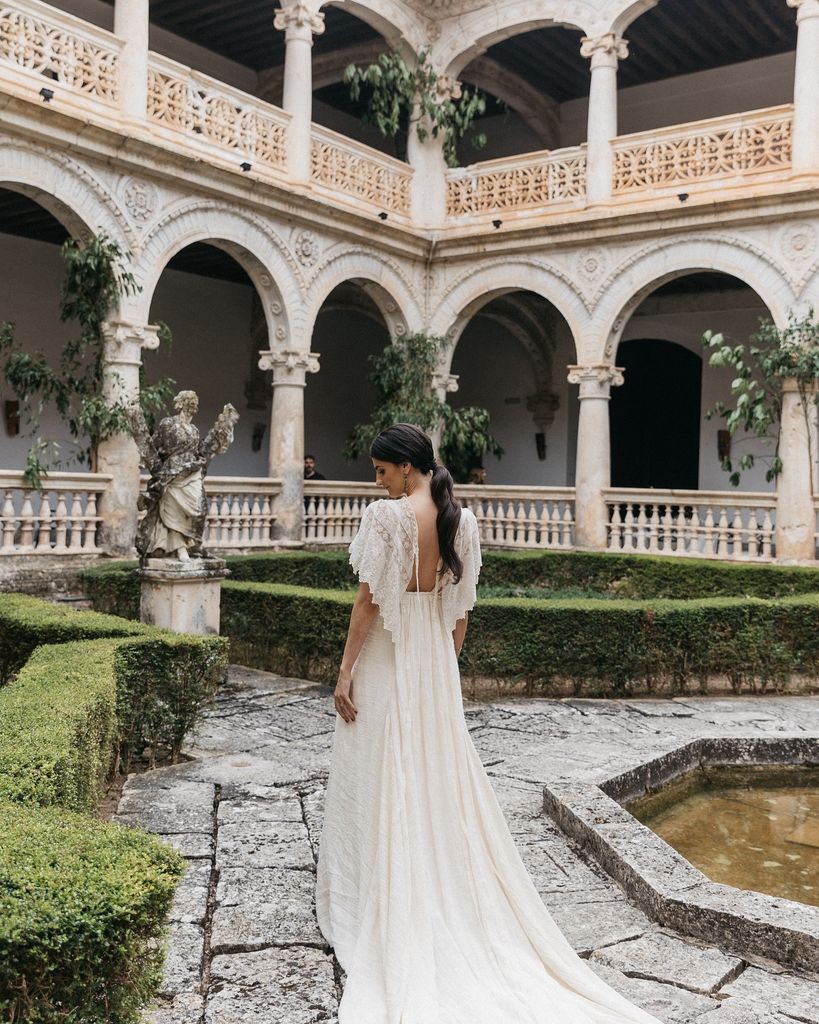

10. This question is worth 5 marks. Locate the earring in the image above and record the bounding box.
[403,474,409,495]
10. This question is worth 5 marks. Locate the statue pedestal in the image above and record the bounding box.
[138,557,228,635]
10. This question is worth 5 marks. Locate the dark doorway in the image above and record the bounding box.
[610,339,702,490]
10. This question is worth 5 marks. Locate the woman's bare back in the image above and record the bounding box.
[406,495,441,592]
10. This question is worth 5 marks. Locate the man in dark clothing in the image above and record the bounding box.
[304,454,326,480]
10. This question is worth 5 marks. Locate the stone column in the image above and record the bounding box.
[775,378,817,560]
[580,32,629,204]
[114,0,150,123]
[430,370,459,454]
[408,97,449,228]
[788,0,819,174]
[568,364,624,549]
[260,349,320,544]
[274,3,325,183]
[96,319,160,555]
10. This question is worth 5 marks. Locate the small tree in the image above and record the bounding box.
[703,310,819,486]
[345,332,502,481]
[345,48,488,166]
[0,233,174,488]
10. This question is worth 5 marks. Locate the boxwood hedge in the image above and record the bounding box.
[0,593,227,1021]
[0,802,184,1024]
[80,552,819,696]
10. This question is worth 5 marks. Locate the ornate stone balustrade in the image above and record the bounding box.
[0,471,109,554]
[310,124,412,217]
[612,105,793,195]
[304,482,576,550]
[201,476,282,551]
[446,146,587,218]
[458,485,576,549]
[604,489,777,561]
[147,54,289,173]
[0,0,120,106]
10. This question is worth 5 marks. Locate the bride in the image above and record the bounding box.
[316,423,661,1024]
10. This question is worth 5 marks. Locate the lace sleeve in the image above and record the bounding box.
[349,499,413,639]
[441,507,482,634]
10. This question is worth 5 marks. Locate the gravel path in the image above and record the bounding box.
[116,666,819,1023]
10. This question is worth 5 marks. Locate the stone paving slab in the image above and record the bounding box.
[207,947,338,1024]
[591,931,744,995]
[211,867,323,953]
[215,820,314,870]
[130,671,819,1023]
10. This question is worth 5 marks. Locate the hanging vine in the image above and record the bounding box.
[702,310,819,486]
[345,48,488,166]
[0,233,174,488]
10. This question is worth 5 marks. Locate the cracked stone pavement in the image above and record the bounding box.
[114,666,819,1023]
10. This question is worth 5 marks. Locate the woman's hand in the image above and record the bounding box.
[334,668,358,723]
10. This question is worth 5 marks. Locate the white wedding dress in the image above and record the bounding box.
[316,497,661,1024]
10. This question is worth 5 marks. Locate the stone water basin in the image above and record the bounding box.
[628,766,819,909]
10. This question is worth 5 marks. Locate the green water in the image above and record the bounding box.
[629,767,819,908]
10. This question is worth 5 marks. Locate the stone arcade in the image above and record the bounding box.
[1,0,818,573]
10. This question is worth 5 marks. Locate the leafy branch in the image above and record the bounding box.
[703,311,819,486]
[345,331,502,481]
[345,48,487,166]
[0,233,174,488]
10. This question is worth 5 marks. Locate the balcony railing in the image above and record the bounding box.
[310,123,412,218]
[147,53,289,175]
[303,481,576,550]
[0,0,121,109]
[202,476,282,551]
[612,105,793,196]
[604,489,777,561]
[0,470,109,554]
[446,146,586,218]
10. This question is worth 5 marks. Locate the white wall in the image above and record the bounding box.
[450,315,578,486]
[621,287,774,492]
[305,308,389,480]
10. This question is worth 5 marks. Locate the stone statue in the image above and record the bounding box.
[130,390,239,564]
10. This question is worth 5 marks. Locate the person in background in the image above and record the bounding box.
[468,464,486,485]
[304,454,326,480]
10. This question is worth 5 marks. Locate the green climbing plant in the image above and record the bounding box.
[344,48,488,166]
[702,310,819,486]
[345,331,503,482]
[0,233,174,488]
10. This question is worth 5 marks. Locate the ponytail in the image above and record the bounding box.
[430,464,463,582]
[370,422,464,582]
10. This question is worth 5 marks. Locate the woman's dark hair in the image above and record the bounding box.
[370,423,463,582]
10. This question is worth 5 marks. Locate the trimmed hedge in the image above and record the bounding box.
[219,581,819,697]
[0,594,226,1021]
[0,802,184,1024]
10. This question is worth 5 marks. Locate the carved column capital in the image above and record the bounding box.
[259,349,320,387]
[274,3,325,41]
[567,364,624,399]
[580,32,629,69]
[432,371,459,396]
[789,0,819,21]
[102,319,161,365]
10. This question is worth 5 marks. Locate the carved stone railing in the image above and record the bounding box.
[304,481,380,545]
[310,124,412,217]
[148,53,289,173]
[0,0,120,106]
[0,471,110,555]
[458,485,576,549]
[604,489,777,561]
[612,105,793,196]
[202,476,282,551]
[304,482,576,550]
[446,146,586,217]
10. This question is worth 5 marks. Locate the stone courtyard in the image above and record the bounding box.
[110,667,819,1023]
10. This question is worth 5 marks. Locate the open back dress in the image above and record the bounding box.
[316,496,661,1024]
